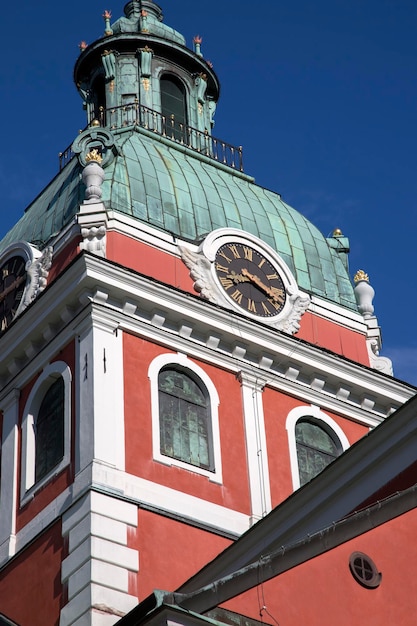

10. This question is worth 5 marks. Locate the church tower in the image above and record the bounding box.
[0,2,413,625]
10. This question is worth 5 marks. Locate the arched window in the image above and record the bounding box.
[91,75,106,124]
[148,353,222,483]
[286,405,350,490]
[160,75,187,141]
[35,377,65,483]
[21,361,71,504]
[295,418,343,486]
[158,367,213,471]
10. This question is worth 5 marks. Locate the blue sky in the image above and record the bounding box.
[1,1,416,384]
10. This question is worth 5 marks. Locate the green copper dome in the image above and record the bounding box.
[0,125,355,309]
[0,0,357,311]
[111,1,186,46]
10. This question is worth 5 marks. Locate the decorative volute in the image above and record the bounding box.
[74,1,219,137]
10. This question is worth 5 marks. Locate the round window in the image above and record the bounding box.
[349,552,381,588]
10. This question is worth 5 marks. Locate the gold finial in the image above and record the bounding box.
[79,41,88,51]
[91,119,101,127]
[85,149,103,164]
[354,270,369,283]
[332,228,343,237]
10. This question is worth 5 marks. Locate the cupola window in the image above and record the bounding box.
[91,75,106,124]
[160,75,187,141]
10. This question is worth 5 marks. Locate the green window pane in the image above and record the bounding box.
[161,76,187,142]
[158,367,213,471]
[295,418,342,486]
[35,377,65,483]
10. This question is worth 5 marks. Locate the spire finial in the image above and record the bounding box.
[193,35,203,57]
[140,9,149,32]
[103,10,113,36]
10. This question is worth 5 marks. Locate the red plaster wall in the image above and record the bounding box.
[123,333,251,514]
[107,232,194,294]
[16,341,76,531]
[297,311,370,365]
[131,508,231,601]
[223,506,417,625]
[262,388,369,506]
[0,521,64,626]
[46,237,82,286]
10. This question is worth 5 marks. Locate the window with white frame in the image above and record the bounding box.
[21,361,71,503]
[286,405,350,490]
[149,353,222,483]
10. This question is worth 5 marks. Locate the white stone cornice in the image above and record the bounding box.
[0,254,414,429]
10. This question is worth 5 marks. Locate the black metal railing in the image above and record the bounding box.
[59,103,243,172]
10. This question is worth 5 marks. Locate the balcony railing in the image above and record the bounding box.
[59,103,244,172]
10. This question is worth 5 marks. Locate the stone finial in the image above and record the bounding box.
[82,157,105,202]
[193,35,203,57]
[354,269,374,319]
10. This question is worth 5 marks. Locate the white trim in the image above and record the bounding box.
[20,361,72,506]
[1,461,248,568]
[286,405,350,491]
[238,373,272,522]
[0,254,411,433]
[148,352,222,484]
[0,390,20,558]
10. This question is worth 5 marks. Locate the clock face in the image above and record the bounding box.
[214,242,286,317]
[0,255,27,331]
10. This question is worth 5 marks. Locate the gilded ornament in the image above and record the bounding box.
[354,270,369,283]
[85,149,103,164]
[332,228,343,237]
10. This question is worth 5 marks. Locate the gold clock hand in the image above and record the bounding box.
[226,271,250,284]
[241,268,284,304]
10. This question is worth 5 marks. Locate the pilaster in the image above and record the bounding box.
[75,308,125,475]
[238,371,272,524]
[0,389,20,563]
